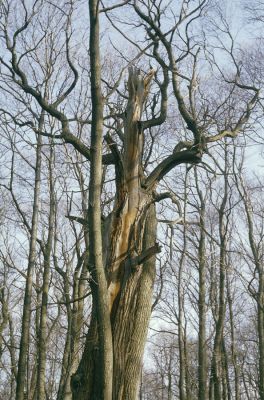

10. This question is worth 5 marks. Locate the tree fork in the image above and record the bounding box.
[72,66,156,399]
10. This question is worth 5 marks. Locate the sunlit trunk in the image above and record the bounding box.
[16,124,43,400]
[71,65,157,399]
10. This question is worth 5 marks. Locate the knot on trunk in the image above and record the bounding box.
[71,373,83,390]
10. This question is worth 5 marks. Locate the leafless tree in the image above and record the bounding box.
[0,1,261,399]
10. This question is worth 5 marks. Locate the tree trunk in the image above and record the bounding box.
[195,170,207,400]
[72,204,157,400]
[71,65,157,399]
[71,1,113,398]
[57,163,88,400]
[234,166,264,400]
[258,272,264,400]
[210,158,228,400]
[57,256,87,400]
[16,125,43,400]
[36,143,55,399]
[8,314,17,397]
[226,272,240,400]
[178,226,186,400]
[222,339,231,400]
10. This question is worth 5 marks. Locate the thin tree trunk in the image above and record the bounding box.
[210,148,229,400]
[16,124,43,400]
[8,314,17,398]
[258,272,264,400]
[178,238,186,400]
[184,326,192,400]
[36,143,55,399]
[168,352,173,400]
[222,339,231,400]
[210,218,226,400]
[30,267,42,400]
[226,274,240,400]
[234,162,264,400]
[0,287,8,360]
[56,254,87,400]
[195,170,207,400]
[73,1,113,398]
[175,172,189,400]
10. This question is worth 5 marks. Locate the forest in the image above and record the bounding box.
[0,0,264,399]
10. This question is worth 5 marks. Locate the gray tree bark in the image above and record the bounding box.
[36,143,55,399]
[235,164,264,400]
[16,121,43,400]
[195,170,207,400]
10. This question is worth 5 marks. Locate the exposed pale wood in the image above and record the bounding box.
[72,67,156,400]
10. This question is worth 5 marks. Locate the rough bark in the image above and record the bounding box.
[71,66,157,399]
